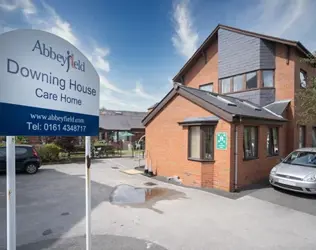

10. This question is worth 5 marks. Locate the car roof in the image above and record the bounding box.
[295,147,316,152]
[0,144,33,148]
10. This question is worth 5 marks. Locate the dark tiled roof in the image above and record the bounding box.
[179,116,219,125]
[182,116,219,123]
[142,84,286,126]
[99,110,147,131]
[181,86,285,121]
[264,100,291,116]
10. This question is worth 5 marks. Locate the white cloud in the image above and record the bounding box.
[0,0,162,111]
[134,81,159,101]
[0,0,36,15]
[236,0,316,51]
[171,0,199,59]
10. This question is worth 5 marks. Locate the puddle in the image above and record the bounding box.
[109,184,186,213]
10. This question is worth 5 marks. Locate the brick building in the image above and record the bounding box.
[143,24,316,192]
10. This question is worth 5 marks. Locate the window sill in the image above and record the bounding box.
[243,157,259,161]
[267,154,279,158]
[221,87,275,95]
[188,157,215,163]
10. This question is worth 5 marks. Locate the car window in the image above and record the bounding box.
[0,148,5,157]
[16,147,28,156]
[284,151,316,167]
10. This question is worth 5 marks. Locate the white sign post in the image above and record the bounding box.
[85,136,91,249]
[6,136,16,250]
[0,29,100,250]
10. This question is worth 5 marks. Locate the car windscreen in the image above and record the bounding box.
[283,151,316,167]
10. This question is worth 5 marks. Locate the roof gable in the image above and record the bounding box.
[173,24,313,82]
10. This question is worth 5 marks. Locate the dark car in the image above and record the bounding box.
[0,145,41,174]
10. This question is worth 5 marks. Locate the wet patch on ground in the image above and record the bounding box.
[109,184,186,213]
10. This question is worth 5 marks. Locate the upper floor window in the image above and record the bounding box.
[233,75,243,92]
[246,72,257,89]
[262,70,274,87]
[300,70,307,88]
[221,78,231,93]
[199,83,213,92]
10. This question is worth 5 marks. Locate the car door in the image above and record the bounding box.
[15,147,28,171]
[0,147,6,171]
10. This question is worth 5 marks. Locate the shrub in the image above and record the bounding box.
[37,143,61,162]
[16,136,28,144]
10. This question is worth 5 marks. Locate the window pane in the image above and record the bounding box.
[263,70,274,87]
[199,83,213,92]
[300,70,307,88]
[246,72,257,89]
[221,78,231,93]
[272,128,278,154]
[267,127,279,155]
[244,126,258,158]
[189,126,200,158]
[266,129,270,153]
[313,128,316,147]
[299,126,305,148]
[201,127,214,160]
[233,75,243,92]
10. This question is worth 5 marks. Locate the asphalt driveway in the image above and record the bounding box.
[0,158,316,250]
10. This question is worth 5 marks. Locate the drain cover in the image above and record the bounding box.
[111,167,119,169]
[42,229,52,236]
[144,182,157,186]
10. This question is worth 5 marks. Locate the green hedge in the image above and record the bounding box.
[37,143,61,162]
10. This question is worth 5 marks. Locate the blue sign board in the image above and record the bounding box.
[0,29,100,136]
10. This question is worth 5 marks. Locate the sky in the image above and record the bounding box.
[1,0,316,111]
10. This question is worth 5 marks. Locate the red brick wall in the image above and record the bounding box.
[183,39,218,92]
[234,123,286,188]
[274,44,296,155]
[145,94,233,191]
[295,50,316,148]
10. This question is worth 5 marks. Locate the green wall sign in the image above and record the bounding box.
[216,132,227,150]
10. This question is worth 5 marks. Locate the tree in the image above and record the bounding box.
[296,52,316,125]
[54,136,77,158]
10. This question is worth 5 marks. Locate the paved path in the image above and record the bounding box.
[0,158,316,249]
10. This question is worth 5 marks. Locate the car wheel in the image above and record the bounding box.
[25,164,38,174]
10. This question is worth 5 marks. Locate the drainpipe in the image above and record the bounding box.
[234,115,242,192]
[234,124,238,192]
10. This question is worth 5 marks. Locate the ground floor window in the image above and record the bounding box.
[299,126,306,148]
[312,127,316,147]
[188,126,214,160]
[267,127,279,156]
[243,126,258,159]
